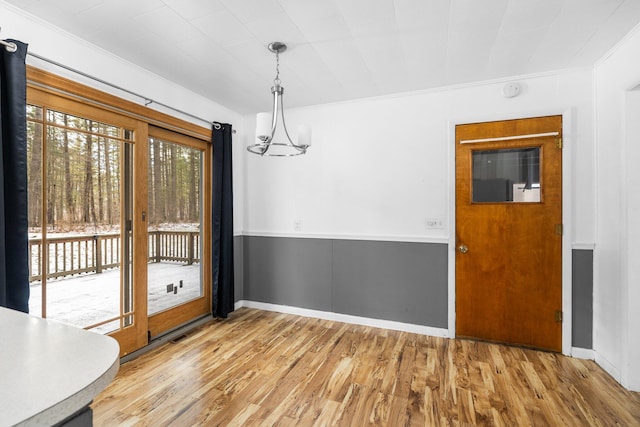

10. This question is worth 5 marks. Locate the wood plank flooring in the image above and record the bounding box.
[92,308,640,426]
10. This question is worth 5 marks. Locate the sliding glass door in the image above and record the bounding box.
[27,89,148,355]
[26,80,212,354]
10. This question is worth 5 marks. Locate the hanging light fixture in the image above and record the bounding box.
[247,42,311,157]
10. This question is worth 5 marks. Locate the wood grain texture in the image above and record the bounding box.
[93,308,640,426]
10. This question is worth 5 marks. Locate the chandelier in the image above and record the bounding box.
[247,42,311,157]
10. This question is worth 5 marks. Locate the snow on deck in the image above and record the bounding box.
[28,262,202,333]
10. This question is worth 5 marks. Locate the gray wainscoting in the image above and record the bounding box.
[331,240,448,327]
[233,235,244,301]
[572,249,593,349]
[244,237,333,311]
[242,236,448,328]
[236,236,593,349]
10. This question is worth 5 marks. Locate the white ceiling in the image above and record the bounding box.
[6,0,640,114]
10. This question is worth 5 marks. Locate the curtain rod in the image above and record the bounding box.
[27,51,234,132]
[460,131,559,144]
[3,26,234,132]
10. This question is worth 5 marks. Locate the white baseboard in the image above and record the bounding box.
[592,351,640,392]
[235,300,450,338]
[595,351,622,383]
[571,347,595,360]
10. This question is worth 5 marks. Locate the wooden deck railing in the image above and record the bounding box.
[29,230,200,282]
[148,231,200,265]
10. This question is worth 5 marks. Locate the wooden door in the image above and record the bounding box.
[455,116,562,352]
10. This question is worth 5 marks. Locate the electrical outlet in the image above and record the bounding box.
[425,218,445,230]
[166,283,174,293]
[293,220,302,231]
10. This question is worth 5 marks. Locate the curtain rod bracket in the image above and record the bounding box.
[0,26,18,52]
[1,40,17,52]
[212,122,235,134]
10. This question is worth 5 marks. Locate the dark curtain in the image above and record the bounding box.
[211,123,234,318]
[0,40,29,313]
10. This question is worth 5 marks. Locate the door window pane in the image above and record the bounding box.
[147,137,203,315]
[472,147,541,203]
[27,106,133,333]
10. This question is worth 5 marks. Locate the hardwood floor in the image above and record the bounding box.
[92,308,640,426]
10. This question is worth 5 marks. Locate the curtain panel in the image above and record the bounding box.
[0,39,29,312]
[211,123,234,318]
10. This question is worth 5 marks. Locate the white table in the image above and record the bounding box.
[0,307,119,426]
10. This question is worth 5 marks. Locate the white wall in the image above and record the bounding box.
[243,70,595,247]
[594,24,640,391]
[0,1,245,233]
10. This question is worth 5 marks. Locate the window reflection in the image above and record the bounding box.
[472,147,541,203]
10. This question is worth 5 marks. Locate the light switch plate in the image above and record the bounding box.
[425,218,444,229]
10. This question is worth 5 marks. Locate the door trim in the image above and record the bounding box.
[447,108,574,355]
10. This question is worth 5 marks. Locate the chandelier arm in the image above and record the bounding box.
[259,86,281,156]
[278,90,305,151]
[270,88,279,141]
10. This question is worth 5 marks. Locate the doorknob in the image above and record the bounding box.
[458,244,468,254]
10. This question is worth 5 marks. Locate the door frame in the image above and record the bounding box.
[447,108,573,355]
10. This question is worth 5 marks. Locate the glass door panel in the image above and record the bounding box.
[147,136,203,314]
[26,103,136,334]
[147,127,210,337]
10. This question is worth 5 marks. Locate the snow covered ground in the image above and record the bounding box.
[28,262,201,333]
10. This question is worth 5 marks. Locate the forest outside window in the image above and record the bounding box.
[27,103,135,332]
[147,131,205,316]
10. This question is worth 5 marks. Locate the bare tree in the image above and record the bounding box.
[27,121,43,227]
[63,115,75,225]
[188,149,197,222]
[105,140,113,224]
[169,143,178,222]
[151,139,162,226]
[97,135,103,223]
[82,125,96,224]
